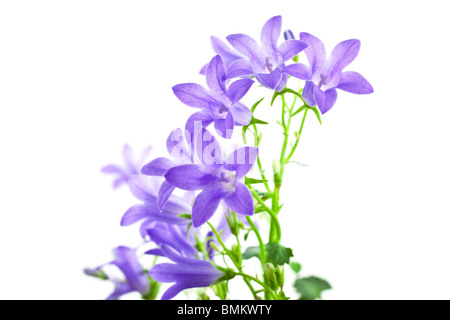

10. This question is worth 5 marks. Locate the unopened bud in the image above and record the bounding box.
[264,263,278,290]
[273,160,282,188]
[275,265,285,289]
[283,30,295,41]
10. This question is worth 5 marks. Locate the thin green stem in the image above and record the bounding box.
[234,272,278,299]
[252,122,272,193]
[246,216,266,265]
[250,188,281,242]
[207,222,258,300]
[285,108,308,163]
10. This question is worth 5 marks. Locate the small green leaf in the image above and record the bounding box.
[270,92,281,106]
[290,262,302,274]
[265,243,293,266]
[291,105,307,117]
[242,246,261,261]
[251,117,269,125]
[251,97,265,113]
[245,177,268,185]
[242,126,249,144]
[311,106,323,125]
[282,88,303,101]
[294,276,332,300]
[178,213,192,220]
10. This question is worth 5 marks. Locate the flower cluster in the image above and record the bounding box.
[85,15,372,300]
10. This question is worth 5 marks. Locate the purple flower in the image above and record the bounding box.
[102,144,152,189]
[149,245,224,300]
[164,146,258,227]
[121,175,191,238]
[85,246,150,300]
[284,32,374,114]
[173,55,254,139]
[226,15,308,92]
[200,36,243,75]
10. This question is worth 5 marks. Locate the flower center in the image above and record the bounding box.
[317,74,329,89]
[264,57,274,73]
[216,105,229,119]
[217,170,236,191]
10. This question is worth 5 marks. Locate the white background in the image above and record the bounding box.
[1,0,449,300]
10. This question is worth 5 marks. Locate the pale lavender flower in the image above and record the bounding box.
[164,146,258,227]
[173,55,253,139]
[102,144,152,189]
[200,36,243,74]
[284,32,374,114]
[149,245,224,300]
[226,15,308,92]
[85,246,150,300]
[121,175,191,238]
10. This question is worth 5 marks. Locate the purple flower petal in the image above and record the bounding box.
[255,68,283,90]
[122,144,135,172]
[101,164,125,175]
[106,282,134,300]
[192,186,229,227]
[278,39,309,63]
[147,226,196,258]
[185,111,215,149]
[314,87,338,114]
[300,32,327,76]
[225,182,254,215]
[283,63,311,80]
[112,246,149,296]
[260,15,282,54]
[337,71,373,94]
[227,59,254,79]
[172,83,215,109]
[214,111,234,139]
[227,78,254,104]
[141,157,174,176]
[164,164,216,190]
[157,180,176,211]
[121,204,153,226]
[302,81,316,106]
[224,146,258,179]
[328,39,360,81]
[159,283,189,300]
[128,175,157,203]
[194,127,223,165]
[206,55,229,104]
[226,34,261,61]
[211,36,243,67]
[230,102,252,126]
[274,72,289,92]
[166,128,184,154]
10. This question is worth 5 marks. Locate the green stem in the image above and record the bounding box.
[207,222,258,300]
[234,272,278,299]
[246,216,266,265]
[252,122,272,193]
[285,108,308,163]
[250,188,281,242]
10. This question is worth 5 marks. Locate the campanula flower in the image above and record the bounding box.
[85,246,150,300]
[149,245,224,300]
[164,145,258,227]
[173,55,253,139]
[226,15,308,92]
[284,32,374,114]
[121,175,191,238]
[101,144,152,189]
[200,36,243,74]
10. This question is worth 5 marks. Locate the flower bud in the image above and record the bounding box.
[264,263,278,290]
[275,265,285,289]
[273,160,282,188]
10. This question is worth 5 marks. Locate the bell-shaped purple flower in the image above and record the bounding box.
[149,245,224,300]
[226,15,308,92]
[164,146,258,227]
[173,55,254,139]
[101,144,153,189]
[121,175,191,238]
[200,36,243,74]
[284,32,374,114]
[85,246,150,300]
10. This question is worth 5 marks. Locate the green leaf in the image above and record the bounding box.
[291,105,307,117]
[251,97,265,113]
[290,262,302,274]
[270,91,281,106]
[311,106,323,125]
[294,276,332,300]
[242,246,261,261]
[282,88,303,102]
[245,177,268,185]
[251,117,269,125]
[178,213,192,220]
[265,243,293,266]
